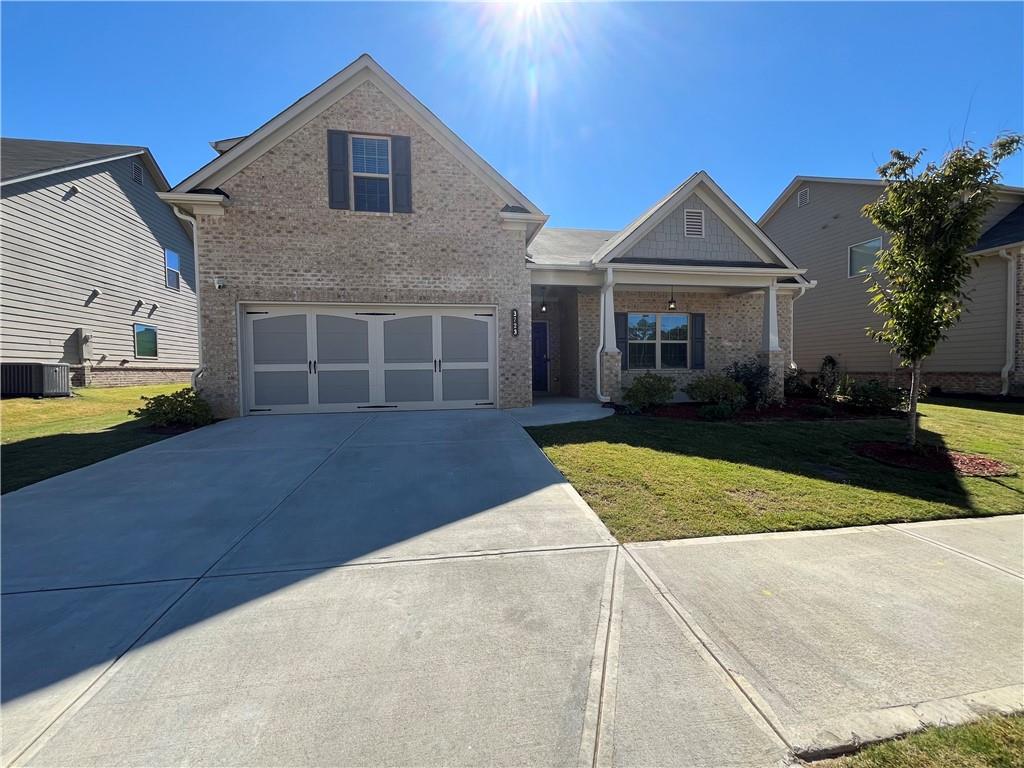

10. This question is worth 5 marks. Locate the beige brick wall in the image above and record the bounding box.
[194,81,532,417]
[1012,251,1024,395]
[71,365,193,388]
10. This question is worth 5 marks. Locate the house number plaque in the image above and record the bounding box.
[511,308,519,337]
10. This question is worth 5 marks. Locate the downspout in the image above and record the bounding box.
[170,205,207,390]
[997,248,1016,395]
[789,285,807,369]
[595,267,613,403]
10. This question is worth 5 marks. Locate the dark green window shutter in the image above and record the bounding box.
[327,130,349,209]
[615,312,628,370]
[691,313,705,369]
[392,135,412,213]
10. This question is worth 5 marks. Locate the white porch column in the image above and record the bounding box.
[762,279,781,352]
[601,271,617,353]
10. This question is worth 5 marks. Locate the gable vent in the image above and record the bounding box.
[131,161,144,185]
[683,209,705,238]
[797,187,809,207]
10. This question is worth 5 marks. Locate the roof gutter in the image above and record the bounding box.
[592,262,808,277]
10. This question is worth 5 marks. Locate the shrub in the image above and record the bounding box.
[847,379,903,414]
[798,403,834,419]
[816,355,842,402]
[698,403,740,420]
[724,357,776,410]
[685,374,746,417]
[784,367,815,398]
[130,387,214,429]
[621,372,675,414]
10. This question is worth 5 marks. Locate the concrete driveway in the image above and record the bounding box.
[2,410,1020,766]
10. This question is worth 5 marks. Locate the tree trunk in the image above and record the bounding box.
[907,360,921,447]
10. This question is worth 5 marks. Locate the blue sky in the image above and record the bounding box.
[3,2,1021,228]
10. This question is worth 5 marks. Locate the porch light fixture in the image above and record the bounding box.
[539,289,548,313]
[668,289,677,311]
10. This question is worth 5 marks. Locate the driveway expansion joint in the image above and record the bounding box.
[884,522,1024,579]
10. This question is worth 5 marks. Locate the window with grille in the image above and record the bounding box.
[350,136,391,213]
[627,313,689,369]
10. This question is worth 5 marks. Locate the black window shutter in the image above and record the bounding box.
[392,135,412,213]
[615,312,628,370]
[691,313,705,369]
[327,130,349,210]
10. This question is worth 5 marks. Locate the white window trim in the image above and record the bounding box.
[848,236,883,278]
[626,312,690,370]
[133,322,159,359]
[164,249,181,291]
[349,134,393,215]
[683,209,705,238]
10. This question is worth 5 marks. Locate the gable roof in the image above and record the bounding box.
[759,174,1024,226]
[0,137,169,189]
[590,171,807,279]
[173,54,543,220]
[972,202,1024,253]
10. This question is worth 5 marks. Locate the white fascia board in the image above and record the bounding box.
[157,191,226,217]
[529,267,604,287]
[0,150,146,188]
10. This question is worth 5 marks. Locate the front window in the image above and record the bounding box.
[134,323,158,358]
[849,237,882,277]
[627,313,688,369]
[351,136,391,212]
[165,249,180,290]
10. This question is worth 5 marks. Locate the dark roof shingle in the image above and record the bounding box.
[1,138,145,183]
[973,203,1024,252]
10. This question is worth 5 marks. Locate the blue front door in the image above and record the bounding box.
[532,322,548,392]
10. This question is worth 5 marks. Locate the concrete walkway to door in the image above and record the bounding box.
[1,410,1020,767]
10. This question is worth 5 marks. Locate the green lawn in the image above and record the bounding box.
[528,399,1024,542]
[822,716,1024,768]
[1,383,187,494]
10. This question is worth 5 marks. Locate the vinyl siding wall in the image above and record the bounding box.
[0,158,197,370]
[762,180,1010,375]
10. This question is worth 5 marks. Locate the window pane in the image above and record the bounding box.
[354,176,391,212]
[164,249,180,271]
[351,137,389,174]
[849,237,882,276]
[628,342,655,369]
[660,315,688,341]
[134,324,158,358]
[628,313,657,341]
[661,342,687,368]
[166,269,180,290]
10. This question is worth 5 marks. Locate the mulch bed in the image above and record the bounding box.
[650,397,895,422]
[854,441,1015,477]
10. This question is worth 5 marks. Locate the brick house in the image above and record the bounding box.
[162,55,812,418]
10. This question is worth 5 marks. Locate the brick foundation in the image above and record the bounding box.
[841,369,1004,396]
[71,365,194,388]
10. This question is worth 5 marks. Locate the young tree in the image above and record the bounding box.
[862,135,1022,446]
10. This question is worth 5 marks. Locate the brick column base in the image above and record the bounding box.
[601,350,622,402]
[758,350,786,403]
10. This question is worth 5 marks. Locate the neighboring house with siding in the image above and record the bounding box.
[760,177,1024,395]
[161,54,811,419]
[1,138,197,386]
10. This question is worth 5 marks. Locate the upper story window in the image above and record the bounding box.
[328,131,412,214]
[164,249,181,290]
[351,136,391,213]
[133,323,158,358]
[627,312,689,369]
[849,236,882,277]
[683,209,705,238]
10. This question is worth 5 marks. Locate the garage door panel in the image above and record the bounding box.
[441,369,489,401]
[441,316,489,363]
[318,370,371,405]
[254,371,311,407]
[383,316,434,363]
[316,315,369,364]
[385,370,435,403]
[253,314,308,365]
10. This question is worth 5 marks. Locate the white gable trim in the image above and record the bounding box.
[592,171,806,279]
[173,54,543,218]
[0,149,172,190]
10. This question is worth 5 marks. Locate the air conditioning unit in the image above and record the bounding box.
[1,362,72,398]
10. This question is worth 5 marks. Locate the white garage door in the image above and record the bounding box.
[242,304,496,414]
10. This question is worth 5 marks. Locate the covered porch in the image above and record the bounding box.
[529,265,805,404]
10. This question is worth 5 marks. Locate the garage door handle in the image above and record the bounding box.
[313,360,317,374]
[308,360,312,374]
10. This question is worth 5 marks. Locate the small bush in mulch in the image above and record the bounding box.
[854,441,1016,477]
